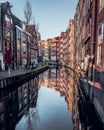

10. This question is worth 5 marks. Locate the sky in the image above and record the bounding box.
[1,0,78,40]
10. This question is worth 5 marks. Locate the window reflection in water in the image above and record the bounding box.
[0,76,39,130]
[38,67,74,113]
[38,67,97,130]
[0,67,100,130]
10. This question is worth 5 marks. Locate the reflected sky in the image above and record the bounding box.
[16,68,73,130]
[16,86,73,130]
[36,86,73,130]
[1,67,103,130]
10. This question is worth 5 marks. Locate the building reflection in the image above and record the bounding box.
[38,67,88,129]
[38,67,73,113]
[0,76,39,130]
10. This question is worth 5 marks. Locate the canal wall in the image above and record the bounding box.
[79,78,104,129]
[0,65,49,91]
[0,72,39,130]
[48,63,104,128]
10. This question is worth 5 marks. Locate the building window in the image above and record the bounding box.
[17,44,20,52]
[97,44,102,65]
[16,29,21,40]
[21,32,26,43]
[97,22,104,66]
[99,0,104,12]
[23,43,26,53]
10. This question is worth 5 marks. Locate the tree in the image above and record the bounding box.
[24,0,32,24]
[32,15,40,31]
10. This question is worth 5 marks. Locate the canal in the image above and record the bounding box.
[0,67,103,130]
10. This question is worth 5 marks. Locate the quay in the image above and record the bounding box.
[0,64,49,90]
[49,63,104,129]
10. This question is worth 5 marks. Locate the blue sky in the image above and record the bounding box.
[1,0,78,40]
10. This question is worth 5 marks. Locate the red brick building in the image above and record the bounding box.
[59,32,66,65]
[74,0,93,70]
[96,0,104,67]
[74,0,104,126]
[50,36,60,63]
[94,0,104,89]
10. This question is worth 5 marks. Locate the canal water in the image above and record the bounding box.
[15,68,73,130]
[0,67,103,130]
[16,87,73,130]
[0,67,74,130]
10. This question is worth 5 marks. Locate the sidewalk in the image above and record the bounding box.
[0,63,47,80]
[0,68,32,80]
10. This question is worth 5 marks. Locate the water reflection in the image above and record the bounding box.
[0,76,39,130]
[37,67,74,130]
[1,67,98,130]
[38,67,73,113]
[16,67,74,130]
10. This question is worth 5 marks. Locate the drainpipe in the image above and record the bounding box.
[91,0,98,102]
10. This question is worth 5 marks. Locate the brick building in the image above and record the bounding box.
[74,0,104,126]
[59,32,66,65]
[67,20,74,69]
[0,2,38,70]
[67,19,75,100]
[0,2,15,70]
[50,36,60,63]
[74,0,104,84]
[96,0,104,67]
[36,31,41,62]
[40,40,46,62]
[74,0,92,70]
[94,0,104,89]
[25,25,38,66]
[74,0,100,79]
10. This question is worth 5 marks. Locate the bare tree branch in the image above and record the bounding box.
[24,0,32,24]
